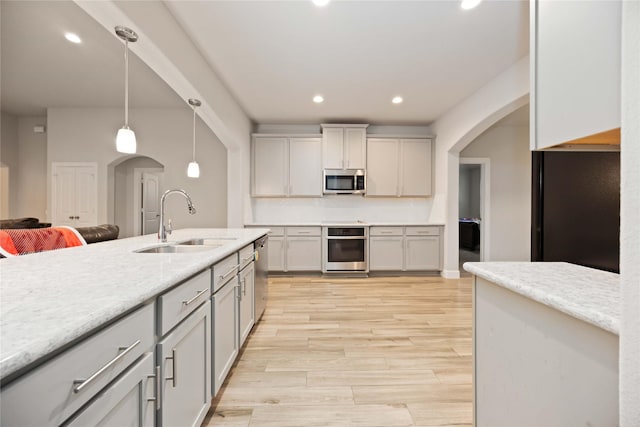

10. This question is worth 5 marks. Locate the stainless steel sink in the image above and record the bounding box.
[135,245,218,254]
[178,238,237,246]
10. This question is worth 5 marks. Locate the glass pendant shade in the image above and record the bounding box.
[116,127,137,154]
[187,161,200,178]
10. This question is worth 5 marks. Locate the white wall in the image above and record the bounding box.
[17,116,47,220]
[430,55,529,277]
[459,165,481,219]
[461,121,531,261]
[47,107,227,229]
[0,112,19,218]
[0,113,47,220]
[620,1,640,424]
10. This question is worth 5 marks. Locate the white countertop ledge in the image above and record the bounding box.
[463,262,619,335]
[0,228,268,381]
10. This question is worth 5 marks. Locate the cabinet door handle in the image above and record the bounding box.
[242,278,247,296]
[68,216,74,220]
[75,216,80,220]
[147,364,161,410]
[165,349,177,388]
[182,288,208,306]
[73,340,141,393]
[236,282,242,300]
[219,265,239,282]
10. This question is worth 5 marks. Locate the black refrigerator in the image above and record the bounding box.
[531,151,620,273]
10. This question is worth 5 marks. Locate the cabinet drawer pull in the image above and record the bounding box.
[381,231,393,234]
[166,349,177,387]
[219,265,239,282]
[182,288,208,306]
[147,364,161,410]
[73,339,141,393]
[241,254,254,264]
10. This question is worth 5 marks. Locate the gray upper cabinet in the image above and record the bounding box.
[252,135,322,197]
[321,124,368,169]
[531,0,621,150]
[367,138,432,197]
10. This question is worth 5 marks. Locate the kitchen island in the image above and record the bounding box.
[0,227,268,426]
[464,262,619,427]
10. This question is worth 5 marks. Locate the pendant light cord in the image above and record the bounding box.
[192,105,197,161]
[124,39,129,128]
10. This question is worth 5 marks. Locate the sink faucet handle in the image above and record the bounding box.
[167,219,172,235]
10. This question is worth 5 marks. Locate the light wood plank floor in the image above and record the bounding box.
[203,275,473,427]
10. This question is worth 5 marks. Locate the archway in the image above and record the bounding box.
[430,56,530,278]
[109,155,164,238]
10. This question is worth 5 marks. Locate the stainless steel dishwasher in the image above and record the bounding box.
[254,235,268,321]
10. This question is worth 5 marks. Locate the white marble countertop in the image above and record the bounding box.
[0,228,269,381]
[463,262,620,335]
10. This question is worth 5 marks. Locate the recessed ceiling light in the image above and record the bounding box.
[461,0,482,10]
[64,33,82,44]
[312,0,330,7]
[392,96,403,104]
[313,95,324,103]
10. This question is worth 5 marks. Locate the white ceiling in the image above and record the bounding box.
[0,1,184,116]
[1,0,529,126]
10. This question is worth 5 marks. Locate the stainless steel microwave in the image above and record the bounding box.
[323,169,366,195]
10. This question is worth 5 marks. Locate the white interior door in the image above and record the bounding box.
[141,173,160,235]
[74,165,98,227]
[52,163,97,227]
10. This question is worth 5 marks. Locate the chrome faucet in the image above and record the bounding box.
[158,189,196,242]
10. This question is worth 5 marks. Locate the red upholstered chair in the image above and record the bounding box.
[0,226,87,257]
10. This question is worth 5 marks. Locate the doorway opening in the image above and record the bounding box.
[458,158,490,275]
[112,156,164,238]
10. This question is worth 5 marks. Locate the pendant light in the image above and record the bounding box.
[115,26,138,154]
[187,98,202,178]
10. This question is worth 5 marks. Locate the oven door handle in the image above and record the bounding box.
[327,236,367,240]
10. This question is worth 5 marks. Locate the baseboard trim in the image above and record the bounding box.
[441,269,461,279]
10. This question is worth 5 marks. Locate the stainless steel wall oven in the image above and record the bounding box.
[323,226,368,272]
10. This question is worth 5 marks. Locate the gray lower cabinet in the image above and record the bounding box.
[286,236,322,271]
[369,226,442,272]
[369,236,404,270]
[157,300,211,427]
[212,275,239,396]
[239,261,255,347]
[64,352,156,427]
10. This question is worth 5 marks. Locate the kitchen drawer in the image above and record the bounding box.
[266,226,285,236]
[239,243,255,270]
[405,226,440,236]
[213,252,239,293]
[0,303,155,427]
[370,226,403,236]
[287,226,321,236]
[158,269,211,336]
[64,352,155,427]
